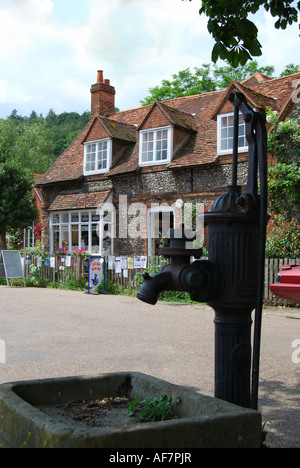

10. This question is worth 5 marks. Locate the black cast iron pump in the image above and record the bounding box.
[137,92,268,410]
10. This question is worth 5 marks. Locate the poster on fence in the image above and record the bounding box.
[108,256,115,270]
[114,257,122,274]
[121,257,127,269]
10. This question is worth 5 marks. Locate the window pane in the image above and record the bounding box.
[238,124,245,136]
[221,139,228,150]
[80,225,89,250]
[97,141,108,170]
[219,114,246,152]
[81,213,89,222]
[238,136,245,147]
[155,128,169,161]
[227,115,234,126]
[71,225,79,251]
[221,116,228,127]
[52,213,60,224]
[91,224,99,254]
[52,226,60,252]
[221,128,227,139]
[161,149,168,160]
[92,212,100,222]
[61,225,69,250]
[71,213,79,223]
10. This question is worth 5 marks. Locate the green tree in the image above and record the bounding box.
[267,109,300,220]
[0,160,38,249]
[0,109,91,173]
[280,64,300,77]
[199,0,299,67]
[141,61,288,105]
[213,62,275,89]
[140,64,217,105]
[12,120,56,173]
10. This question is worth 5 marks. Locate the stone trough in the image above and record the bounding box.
[0,372,261,448]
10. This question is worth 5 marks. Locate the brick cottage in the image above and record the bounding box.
[36,70,300,256]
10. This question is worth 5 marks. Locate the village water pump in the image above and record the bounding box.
[137,91,268,410]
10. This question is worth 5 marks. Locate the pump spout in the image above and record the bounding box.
[137,271,173,305]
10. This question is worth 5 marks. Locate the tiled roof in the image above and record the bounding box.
[84,116,137,143]
[211,80,277,120]
[48,190,111,211]
[37,72,300,185]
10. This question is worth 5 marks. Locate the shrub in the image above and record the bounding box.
[265,213,300,259]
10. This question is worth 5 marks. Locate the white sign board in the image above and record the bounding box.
[88,257,104,289]
[1,250,25,287]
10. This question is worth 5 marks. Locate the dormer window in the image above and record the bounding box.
[83,138,112,175]
[217,113,247,155]
[139,126,173,166]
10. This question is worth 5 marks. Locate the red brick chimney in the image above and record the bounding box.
[90,70,116,117]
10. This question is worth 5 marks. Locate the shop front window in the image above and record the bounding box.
[50,209,114,255]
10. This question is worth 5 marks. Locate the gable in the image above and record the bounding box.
[138,103,170,130]
[84,118,109,142]
[211,80,277,120]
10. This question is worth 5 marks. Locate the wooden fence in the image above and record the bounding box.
[20,254,299,307]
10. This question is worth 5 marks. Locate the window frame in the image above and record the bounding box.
[139,126,173,167]
[49,209,114,255]
[23,227,35,249]
[217,112,248,156]
[147,205,175,256]
[83,138,112,176]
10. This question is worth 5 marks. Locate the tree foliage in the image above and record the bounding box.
[0,109,90,173]
[265,213,300,258]
[141,62,298,105]
[199,0,299,67]
[267,108,300,219]
[0,109,90,247]
[0,160,39,248]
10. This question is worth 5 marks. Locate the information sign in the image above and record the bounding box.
[88,256,105,294]
[0,250,25,287]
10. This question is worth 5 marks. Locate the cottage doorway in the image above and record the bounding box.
[147,206,174,256]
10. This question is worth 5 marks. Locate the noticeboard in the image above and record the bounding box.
[0,250,25,287]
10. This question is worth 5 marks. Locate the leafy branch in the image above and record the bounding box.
[199,0,299,67]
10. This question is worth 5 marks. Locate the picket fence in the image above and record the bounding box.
[20,254,300,307]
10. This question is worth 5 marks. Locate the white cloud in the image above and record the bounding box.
[254,10,299,75]
[85,0,213,110]
[0,0,299,118]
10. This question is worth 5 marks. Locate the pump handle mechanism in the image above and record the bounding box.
[228,91,268,410]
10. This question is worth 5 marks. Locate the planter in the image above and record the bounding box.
[0,372,261,448]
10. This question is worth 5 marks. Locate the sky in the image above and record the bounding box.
[0,0,299,119]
